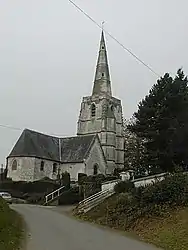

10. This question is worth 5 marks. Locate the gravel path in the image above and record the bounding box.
[12,204,160,250]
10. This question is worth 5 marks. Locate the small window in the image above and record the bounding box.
[111,105,114,111]
[91,103,96,117]
[102,73,104,77]
[102,46,105,49]
[53,163,57,173]
[40,161,44,171]
[93,164,98,175]
[12,160,17,171]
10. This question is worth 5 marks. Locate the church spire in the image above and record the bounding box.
[92,31,112,96]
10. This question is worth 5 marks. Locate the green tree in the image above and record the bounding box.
[124,119,146,176]
[128,69,188,173]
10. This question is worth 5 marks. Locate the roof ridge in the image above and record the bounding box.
[8,130,98,163]
[24,128,59,139]
[24,129,96,140]
[61,134,96,140]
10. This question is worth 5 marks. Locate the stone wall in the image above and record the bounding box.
[77,95,124,173]
[7,157,35,182]
[101,172,167,192]
[133,173,166,187]
[7,137,107,182]
[34,158,59,181]
[60,163,84,181]
[101,179,120,191]
[61,137,107,180]
[85,138,107,176]
[7,157,61,182]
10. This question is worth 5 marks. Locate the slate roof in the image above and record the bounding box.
[8,129,96,163]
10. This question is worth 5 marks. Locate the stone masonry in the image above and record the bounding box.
[77,31,125,174]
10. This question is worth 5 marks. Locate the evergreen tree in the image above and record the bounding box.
[128,69,188,172]
[124,119,146,176]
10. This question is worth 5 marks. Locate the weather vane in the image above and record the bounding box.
[102,21,105,30]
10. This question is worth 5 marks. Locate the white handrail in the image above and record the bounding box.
[77,189,115,213]
[45,186,65,204]
[79,189,113,206]
[79,189,108,204]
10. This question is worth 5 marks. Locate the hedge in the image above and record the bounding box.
[59,186,81,205]
[114,181,135,194]
[0,178,60,196]
[0,198,24,250]
[82,172,188,230]
[0,178,61,205]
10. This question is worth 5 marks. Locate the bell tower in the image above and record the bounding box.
[77,31,124,173]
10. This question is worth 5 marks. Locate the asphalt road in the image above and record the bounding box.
[12,204,160,250]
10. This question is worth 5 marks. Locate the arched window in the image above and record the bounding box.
[40,161,44,171]
[93,164,98,175]
[12,160,17,171]
[53,163,57,173]
[91,103,96,117]
[110,105,114,112]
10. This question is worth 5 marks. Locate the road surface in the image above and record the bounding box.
[12,204,160,250]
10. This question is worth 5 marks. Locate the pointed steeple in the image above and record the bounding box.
[92,31,112,96]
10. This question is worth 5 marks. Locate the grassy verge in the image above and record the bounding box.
[131,207,188,250]
[0,198,25,250]
[75,174,188,250]
[76,196,188,250]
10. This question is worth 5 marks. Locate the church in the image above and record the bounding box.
[6,31,125,182]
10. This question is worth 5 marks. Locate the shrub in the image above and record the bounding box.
[0,198,24,250]
[134,173,188,207]
[84,172,188,230]
[0,179,60,197]
[114,181,135,194]
[61,172,70,189]
[113,168,121,178]
[25,193,45,204]
[59,186,80,205]
[78,173,87,184]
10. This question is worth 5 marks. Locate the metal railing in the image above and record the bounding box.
[77,188,114,213]
[44,186,65,205]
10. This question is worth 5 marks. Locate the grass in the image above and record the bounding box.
[131,207,188,250]
[0,198,24,250]
[76,195,188,250]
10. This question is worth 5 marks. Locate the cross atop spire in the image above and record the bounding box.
[102,21,105,30]
[92,30,112,96]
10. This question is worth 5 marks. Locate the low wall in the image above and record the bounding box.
[101,173,168,192]
[101,179,120,191]
[133,173,166,187]
[101,172,188,192]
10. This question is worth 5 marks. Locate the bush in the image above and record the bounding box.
[25,193,45,204]
[114,181,135,194]
[83,172,188,230]
[61,172,70,189]
[134,173,188,207]
[78,173,87,184]
[0,179,60,198]
[113,168,121,177]
[59,186,81,205]
[0,198,24,250]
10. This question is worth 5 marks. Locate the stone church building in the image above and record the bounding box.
[7,31,125,182]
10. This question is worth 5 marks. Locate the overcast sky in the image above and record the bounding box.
[0,0,187,166]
